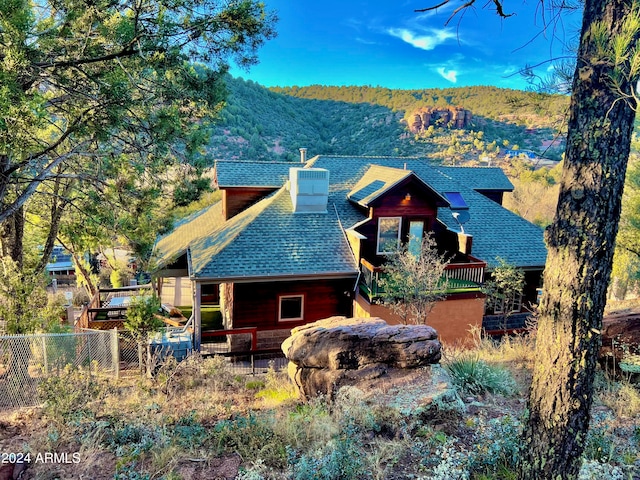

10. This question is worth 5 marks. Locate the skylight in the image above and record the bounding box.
[443,192,469,209]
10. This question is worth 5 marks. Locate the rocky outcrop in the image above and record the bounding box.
[409,106,472,133]
[281,316,442,400]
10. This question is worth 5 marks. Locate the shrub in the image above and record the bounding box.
[37,365,109,421]
[288,433,365,480]
[467,415,522,477]
[578,460,625,480]
[425,442,470,480]
[446,355,518,396]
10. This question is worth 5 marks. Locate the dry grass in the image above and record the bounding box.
[0,338,638,479]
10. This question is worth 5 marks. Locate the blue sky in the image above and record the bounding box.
[230,0,581,91]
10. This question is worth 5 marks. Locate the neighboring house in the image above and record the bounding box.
[505,149,537,159]
[45,245,76,285]
[152,154,547,349]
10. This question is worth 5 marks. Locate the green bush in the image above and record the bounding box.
[288,433,365,480]
[37,365,108,421]
[446,355,518,396]
[467,416,522,477]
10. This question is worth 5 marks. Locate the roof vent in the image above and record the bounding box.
[289,167,329,213]
[299,147,307,163]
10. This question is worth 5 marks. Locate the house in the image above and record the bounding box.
[45,245,76,285]
[151,154,547,350]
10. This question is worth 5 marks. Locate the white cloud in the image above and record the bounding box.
[436,67,458,83]
[387,27,456,51]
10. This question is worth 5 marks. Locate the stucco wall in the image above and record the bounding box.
[354,293,485,346]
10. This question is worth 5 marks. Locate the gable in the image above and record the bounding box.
[347,165,449,209]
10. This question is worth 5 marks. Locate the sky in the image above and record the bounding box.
[229,0,582,91]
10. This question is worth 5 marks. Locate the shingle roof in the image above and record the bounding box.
[152,202,224,270]
[308,155,546,268]
[215,160,296,187]
[156,156,546,279]
[189,187,358,280]
[347,166,412,205]
[436,166,514,192]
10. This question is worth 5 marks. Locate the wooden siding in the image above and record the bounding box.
[358,197,438,266]
[223,187,277,219]
[232,279,354,329]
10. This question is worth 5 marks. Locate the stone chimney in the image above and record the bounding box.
[299,148,307,163]
[289,167,329,213]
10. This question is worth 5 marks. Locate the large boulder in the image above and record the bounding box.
[282,316,442,400]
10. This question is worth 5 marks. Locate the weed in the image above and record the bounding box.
[365,438,409,480]
[237,458,270,480]
[114,462,151,480]
[583,412,618,463]
[333,386,380,434]
[171,411,207,449]
[423,442,470,480]
[255,365,298,405]
[213,413,287,468]
[274,398,337,449]
[597,380,640,417]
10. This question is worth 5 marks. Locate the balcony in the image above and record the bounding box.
[358,257,486,301]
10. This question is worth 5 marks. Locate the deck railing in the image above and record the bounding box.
[76,284,154,329]
[359,256,485,300]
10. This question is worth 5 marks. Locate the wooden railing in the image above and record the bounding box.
[76,284,154,330]
[443,257,486,285]
[359,256,485,300]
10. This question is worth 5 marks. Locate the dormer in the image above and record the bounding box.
[347,165,450,264]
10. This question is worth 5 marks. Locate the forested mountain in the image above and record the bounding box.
[206,77,570,163]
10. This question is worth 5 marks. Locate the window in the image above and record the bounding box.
[278,295,304,322]
[491,293,523,314]
[377,217,402,254]
[408,220,425,256]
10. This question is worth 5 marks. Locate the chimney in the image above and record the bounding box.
[299,147,307,163]
[457,233,473,255]
[289,167,329,213]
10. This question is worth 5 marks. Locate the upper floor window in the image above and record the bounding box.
[377,217,402,254]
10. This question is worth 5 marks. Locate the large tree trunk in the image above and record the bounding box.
[518,0,639,478]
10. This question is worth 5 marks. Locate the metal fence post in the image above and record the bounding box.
[41,336,49,375]
[111,328,120,380]
[87,332,92,376]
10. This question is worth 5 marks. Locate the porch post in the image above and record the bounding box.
[193,281,202,351]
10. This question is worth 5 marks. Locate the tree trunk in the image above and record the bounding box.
[0,206,24,269]
[518,0,639,478]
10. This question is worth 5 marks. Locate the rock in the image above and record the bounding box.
[407,106,472,133]
[282,316,442,400]
[600,311,640,364]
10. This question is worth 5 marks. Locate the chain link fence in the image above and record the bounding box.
[0,330,118,409]
[1,328,290,409]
